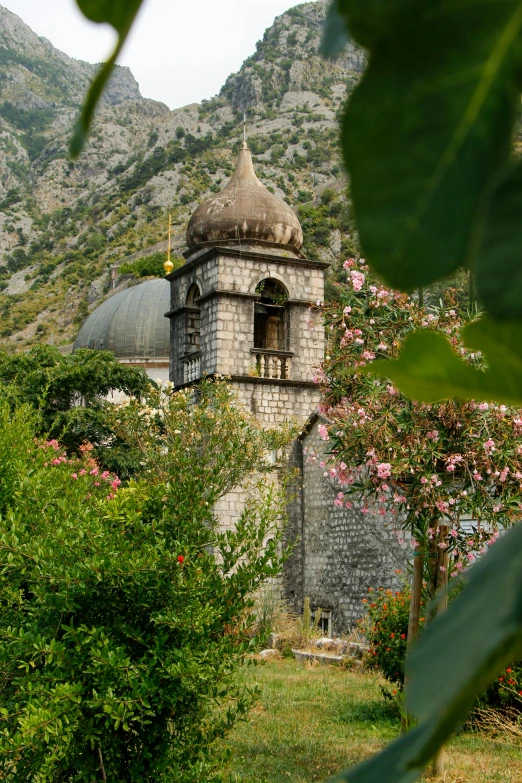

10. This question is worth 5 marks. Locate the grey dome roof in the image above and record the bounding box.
[187,142,303,251]
[73,279,170,360]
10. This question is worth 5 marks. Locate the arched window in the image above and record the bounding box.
[254,278,288,351]
[185,283,200,354]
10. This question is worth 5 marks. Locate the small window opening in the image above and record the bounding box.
[254,278,288,350]
[318,611,332,637]
[185,283,200,353]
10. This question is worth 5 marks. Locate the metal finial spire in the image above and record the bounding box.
[164,213,174,275]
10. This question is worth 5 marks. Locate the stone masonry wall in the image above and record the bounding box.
[168,247,325,386]
[284,417,410,634]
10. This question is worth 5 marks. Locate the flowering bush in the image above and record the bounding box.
[363,585,414,687]
[362,583,522,712]
[0,381,289,782]
[316,260,522,595]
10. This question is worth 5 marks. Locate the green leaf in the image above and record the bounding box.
[319,1,351,59]
[361,318,522,404]
[476,161,522,319]
[338,0,522,290]
[331,521,522,783]
[70,0,145,158]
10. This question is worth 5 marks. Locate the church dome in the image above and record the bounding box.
[73,279,170,359]
[186,142,303,251]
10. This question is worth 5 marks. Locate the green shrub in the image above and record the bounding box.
[118,251,182,278]
[0,380,288,781]
[363,584,522,710]
[363,586,413,688]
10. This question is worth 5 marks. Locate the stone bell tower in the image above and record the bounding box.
[165,141,326,427]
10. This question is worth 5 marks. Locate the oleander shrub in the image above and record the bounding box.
[0,381,289,782]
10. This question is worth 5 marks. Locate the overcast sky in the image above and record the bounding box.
[4,0,305,109]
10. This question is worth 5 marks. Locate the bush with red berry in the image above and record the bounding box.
[362,584,419,687]
[363,583,522,711]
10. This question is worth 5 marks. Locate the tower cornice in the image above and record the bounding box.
[165,245,329,282]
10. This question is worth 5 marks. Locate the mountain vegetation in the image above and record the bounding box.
[0,0,363,351]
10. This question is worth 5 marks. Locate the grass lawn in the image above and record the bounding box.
[221,657,522,782]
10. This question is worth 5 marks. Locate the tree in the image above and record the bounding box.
[0,345,151,476]
[0,379,289,781]
[318,262,522,648]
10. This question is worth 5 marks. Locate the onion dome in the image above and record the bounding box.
[186,141,303,251]
[73,279,170,359]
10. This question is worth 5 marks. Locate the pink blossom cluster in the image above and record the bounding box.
[349,270,365,292]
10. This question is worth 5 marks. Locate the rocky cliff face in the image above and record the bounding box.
[0,0,363,349]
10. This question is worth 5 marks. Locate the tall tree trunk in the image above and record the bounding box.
[403,542,424,730]
[432,524,449,777]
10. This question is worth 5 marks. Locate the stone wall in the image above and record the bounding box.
[167,245,326,387]
[284,416,410,634]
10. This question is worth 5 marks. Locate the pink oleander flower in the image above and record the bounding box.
[71,473,78,480]
[350,270,365,291]
[473,472,483,481]
[318,424,329,441]
[334,498,343,507]
[343,306,352,315]
[483,439,495,455]
[478,402,489,411]
[420,477,428,484]
[377,342,388,351]
[362,350,375,361]
[376,462,392,479]
[354,337,364,345]
[450,528,458,538]
[343,258,355,270]
[79,469,86,476]
[426,430,439,441]
[90,467,99,476]
[499,467,510,483]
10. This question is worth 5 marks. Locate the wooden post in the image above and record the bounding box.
[403,544,424,730]
[407,546,424,648]
[432,524,449,777]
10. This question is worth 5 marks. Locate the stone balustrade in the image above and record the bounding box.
[182,353,201,383]
[252,349,293,380]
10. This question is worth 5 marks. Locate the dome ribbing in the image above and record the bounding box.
[186,142,303,251]
[73,279,170,359]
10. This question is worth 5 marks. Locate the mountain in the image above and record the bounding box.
[0,0,363,350]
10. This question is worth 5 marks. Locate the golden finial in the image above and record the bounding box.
[164,212,174,274]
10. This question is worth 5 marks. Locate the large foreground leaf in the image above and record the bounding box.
[71,0,145,157]
[476,161,522,319]
[331,522,522,782]
[319,0,351,59]
[337,0,522,290]
[361,318,522,404]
